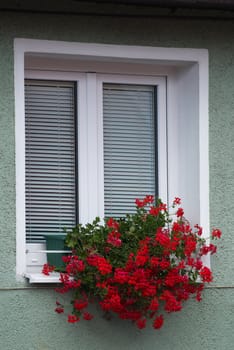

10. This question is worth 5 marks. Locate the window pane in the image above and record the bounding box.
[25,80,77,242]
[103,83,157,217]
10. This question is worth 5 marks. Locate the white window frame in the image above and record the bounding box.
[14,39,209,281]
[24,70,167,226]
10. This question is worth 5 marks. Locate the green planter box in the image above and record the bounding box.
[43,234,69,268]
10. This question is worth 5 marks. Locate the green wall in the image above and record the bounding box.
[0,11,233,349]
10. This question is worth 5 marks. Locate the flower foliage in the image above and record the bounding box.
[43,196,222,330]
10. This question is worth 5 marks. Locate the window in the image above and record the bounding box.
[14,39,209,281]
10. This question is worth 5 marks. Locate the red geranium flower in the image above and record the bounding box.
[107,218,119,230]
[107,231,122,247]
[153,315,164,329]
[200,266,213,282]
[212,228,222,239]
[136,318,147,329]
[173,197,181,205]
[83,312,94,320]
[67,315,79,323]
[55,307,64,314]
[176,207,184,217]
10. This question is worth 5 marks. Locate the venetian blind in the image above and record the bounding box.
[25,80,77,242]
[103,83,157,218]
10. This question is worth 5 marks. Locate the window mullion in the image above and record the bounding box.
[77,76,89,224]
[86,73,103,221]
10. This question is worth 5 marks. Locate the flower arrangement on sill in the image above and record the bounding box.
[42,195,222,330]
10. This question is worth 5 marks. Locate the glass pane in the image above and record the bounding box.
[103,83,157,218]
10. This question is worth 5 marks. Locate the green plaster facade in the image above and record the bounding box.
[0,9,233,350]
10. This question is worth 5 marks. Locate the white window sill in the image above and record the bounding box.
[24,272,61,283]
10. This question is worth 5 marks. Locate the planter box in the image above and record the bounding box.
[43,234,69,268]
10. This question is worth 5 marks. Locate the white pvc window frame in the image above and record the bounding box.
[14,39,209,280]
[24,70,167,222]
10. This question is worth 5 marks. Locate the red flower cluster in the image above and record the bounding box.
[107,231,122,247]
[87,255,112,275]
[212,228,222,239]
[42,263,55,275]
[173,197,181,206]
[135,195,154,208]
[44,195,222,331]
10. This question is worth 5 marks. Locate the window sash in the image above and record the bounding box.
[25,80,77,242]
[103,83,157,217]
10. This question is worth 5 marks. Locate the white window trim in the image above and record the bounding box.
[14,39,209,282]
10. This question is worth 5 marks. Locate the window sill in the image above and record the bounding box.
[24,272,61,283]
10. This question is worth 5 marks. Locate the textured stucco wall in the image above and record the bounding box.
[0,10,233,350]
